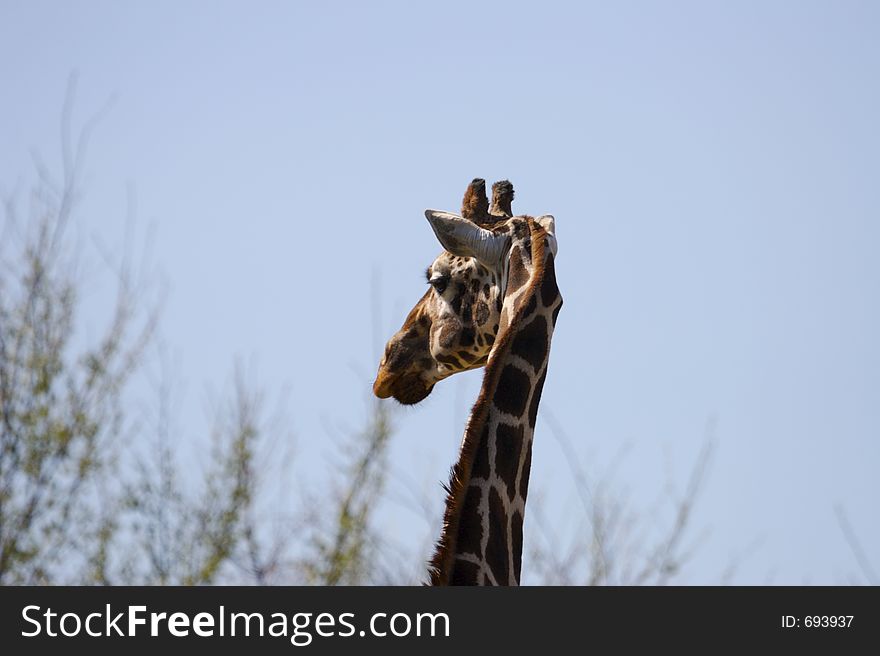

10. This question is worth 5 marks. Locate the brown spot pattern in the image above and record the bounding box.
[494,365,530,417]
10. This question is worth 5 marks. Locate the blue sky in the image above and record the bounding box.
[1,1,878,584]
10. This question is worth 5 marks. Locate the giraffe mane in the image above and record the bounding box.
[428,216,549,585]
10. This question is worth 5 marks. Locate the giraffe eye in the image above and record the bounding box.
[428,274,449,295]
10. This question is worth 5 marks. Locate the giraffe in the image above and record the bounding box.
[373,179,562,585]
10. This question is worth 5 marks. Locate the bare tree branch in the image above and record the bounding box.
[834,504,878,585]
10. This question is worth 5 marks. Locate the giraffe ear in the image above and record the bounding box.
[535,214,558,256]
[425,210,509,265]
[534,214,555,236]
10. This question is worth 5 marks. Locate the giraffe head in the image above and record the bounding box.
[373,179,556,405]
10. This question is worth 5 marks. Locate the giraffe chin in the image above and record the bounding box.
[374,372,433,405]
[391,382,433,405]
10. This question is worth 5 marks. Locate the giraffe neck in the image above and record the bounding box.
[429,218,562,585]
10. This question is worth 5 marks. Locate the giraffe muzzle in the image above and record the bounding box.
[372,371,395,399]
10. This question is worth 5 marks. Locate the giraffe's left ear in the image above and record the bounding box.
[535,215,555,236]
[425,210,510,265]
[535,215,558,256]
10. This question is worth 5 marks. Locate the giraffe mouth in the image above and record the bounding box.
[373,371,433,405]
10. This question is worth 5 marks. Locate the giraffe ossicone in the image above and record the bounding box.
[373,178,562,585]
